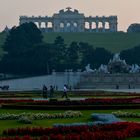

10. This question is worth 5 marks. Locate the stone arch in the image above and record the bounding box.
[60,22,64,28]
[92,22,96,29]
[98,22,103,28]
[41,22,46,28]
[105,22,110,29]
[85,22,90,29]
[65,22,71,32]
[66,22,71,27]
[48,22,53,28]
[73,22,78,27]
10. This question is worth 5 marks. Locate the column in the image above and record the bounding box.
[102,21,105,32]
[95,22,99,32]
[45,22,48,32]
[89,22,92,32]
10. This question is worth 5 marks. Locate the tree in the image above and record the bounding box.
[93,48,113,68]
[127,23,140,33]
[1,22,43,74]
[120,45,140,65]
[65,42,79,69]
[51,36,67,71]
[79,42,95,68]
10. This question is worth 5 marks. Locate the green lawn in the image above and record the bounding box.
[0,109,140,133]
[43,32,140,52]
[1,32,140,53]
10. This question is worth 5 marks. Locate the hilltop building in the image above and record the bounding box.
[19,7,118,33]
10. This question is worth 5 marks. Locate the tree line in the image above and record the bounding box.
[0,22,140,75]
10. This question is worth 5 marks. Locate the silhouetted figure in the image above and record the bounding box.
[50,85,54,97]
[42,85,48,98]
[128,84,131,89]
[116,84,119,89]
[62,84,68,99]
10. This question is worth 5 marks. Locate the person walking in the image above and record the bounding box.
[62,84,68,99]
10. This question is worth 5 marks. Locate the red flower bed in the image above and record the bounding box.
[0,99,33,104]
[2,122,140,140]
[1,97,140,106]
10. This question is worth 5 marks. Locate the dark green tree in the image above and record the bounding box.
[127,23,140,33]
[65,42,79,69]
[120,45,140,65]
[79,42,95,68]
[52,36,67,71]
[1,22,43,74]
[93,48,113,68]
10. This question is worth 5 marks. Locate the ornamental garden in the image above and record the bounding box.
[0,91,140,140]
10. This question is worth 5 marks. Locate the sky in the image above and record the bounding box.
[0,0,140,32]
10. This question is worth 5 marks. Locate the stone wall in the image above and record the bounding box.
[77,73,140,89]
[1,72,140,91]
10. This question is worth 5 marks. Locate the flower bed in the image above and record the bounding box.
[2,122,140,140]
[0,111,82,120]
[2,97,140,110]
[112,110,140,118]
[1,97,140,105]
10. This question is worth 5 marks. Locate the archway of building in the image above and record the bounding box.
[73,22,78,28]
[105,22,110,29]
[98,22,103,28]
[92,22,96,29]
[73,22,78,32]
[48,22,53,28]
[41,22,46,28]
[85,22,90,29]
[60,22,64,28]
[66,22,71,32]
[66,22,71,27]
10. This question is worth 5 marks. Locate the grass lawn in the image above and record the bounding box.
[0,109,140,133]
[1,32,140,53]
[43,32,140,53]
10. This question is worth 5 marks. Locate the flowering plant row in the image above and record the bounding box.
[2,122,140,140]
[112,110,140,118]
[0,99,33,104]
[1,97,140,105]
[0,111,82,120]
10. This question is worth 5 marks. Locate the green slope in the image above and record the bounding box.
[43,32,140,53]
[0,32,140,53]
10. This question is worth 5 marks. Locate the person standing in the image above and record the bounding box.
[42,85,48,98]
[62,84,68,99]
[50,85,54,98]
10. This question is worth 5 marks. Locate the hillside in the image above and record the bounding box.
[0,32,140,53]
[43,32,140,53]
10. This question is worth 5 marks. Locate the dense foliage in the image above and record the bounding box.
[0,22,140,75]
[0,23,112,75]
[127,23,140,33]
[120,45,140,65]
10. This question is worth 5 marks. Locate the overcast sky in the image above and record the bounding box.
[0,0,140,32]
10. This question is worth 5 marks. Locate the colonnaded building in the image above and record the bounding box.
[19,7,118,32]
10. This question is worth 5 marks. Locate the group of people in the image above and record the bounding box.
[42,85,54,98]
[42,84,68,99]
